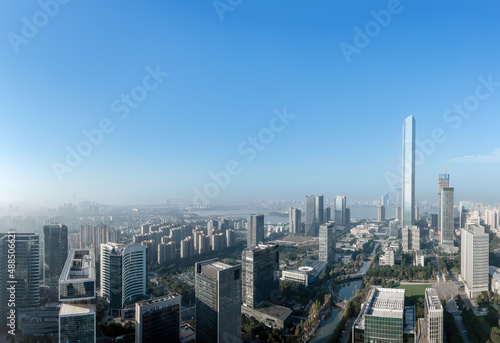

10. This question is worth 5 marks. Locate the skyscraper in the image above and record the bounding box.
[378,206,385,221]
[58,249,96,343]
[461,224,489,298]
[247,214,264,248]
[396,206,402,222]
[440,187,454,246]
[402,115,415,229]
[44,224,68,288]
[459,201,471,229]
[334,195,346,227]
[195,259,241,343]
[319,223,335,265]
[389,220,399,238]
[241,243,279,309]
[324,207,331,222]
[437,173,450,231]
[305,195,324,236]
[402,226,420,252]
[289,207,301,234]
[424,288,443,343]
[100,243,146,311]
[135,294,181,343]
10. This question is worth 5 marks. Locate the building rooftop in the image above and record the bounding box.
[354,287,405,329]
[425,288,442,310]
[197,259,237,279]
[59,249,95,282]
[136,293,181,307]
[59,303,95,316]
[251,305,293,321]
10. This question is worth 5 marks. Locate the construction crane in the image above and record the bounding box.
[441,161,452,173]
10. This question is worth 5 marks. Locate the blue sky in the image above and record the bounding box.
[0,0,499,207]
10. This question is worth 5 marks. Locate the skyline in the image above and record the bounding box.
[1,1,500,207]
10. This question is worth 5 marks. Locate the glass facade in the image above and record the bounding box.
[334,196,346,227]
[365,316,403,343]
[319,223,335,264]
[44,225,68,288]
[247,214,264,248]
[59,280,95,301]
[59,313,95,343]
[402,116,415,229]
[142,304,180,343]
[440,187,454,245]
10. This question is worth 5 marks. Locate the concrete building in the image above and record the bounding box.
[142,239,157,264]
[135,294,181,343]
[352,286,415,343]
[402,226,420,252]
[100,243,146,312]
[241,305,292,330]
[211,233,225,251]
[489,266,500,295]
[289,207,302,234]
[242,243,279,309]
[438,173,450,231]
[305,195,324,236]
[280,260,326,287]
[319,222,336,264]
[324,207,331,222]
[158,242,175,263]
[379,248,395,266]
[414,250,425,267]
[181,237,194,258]
[461,224,489,298]
[423,288,443,343]
[378,206,386,221]
[402,115,416,229]
[389,220,399,238]
[459,201,471,229]
[195,259,241,343]
[58,249,96,343]
[44,224,68,288]
[226,229,235,247]
[440,187,454,246]
[247,214,264,248]
[396,206,402,222]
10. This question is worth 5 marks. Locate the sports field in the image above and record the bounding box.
[394,284,431,297]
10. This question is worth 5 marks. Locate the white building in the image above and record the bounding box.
[402,226,420,252]
[414,250,425,267]
[461,224,489,298]
[424,288,443,343]
[489,266,500,295]
[379,248,395,266]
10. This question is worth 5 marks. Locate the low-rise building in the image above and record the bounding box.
[490,266,500,295]
[414,250,425,267]
[379,248,395,266]
[241,305,292,330]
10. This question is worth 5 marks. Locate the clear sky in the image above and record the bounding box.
[1,0,499,207]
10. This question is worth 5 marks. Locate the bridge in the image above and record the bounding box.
[339,272,367,280]
[331,293,349,309]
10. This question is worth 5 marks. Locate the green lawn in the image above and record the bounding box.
[394,284,432,297]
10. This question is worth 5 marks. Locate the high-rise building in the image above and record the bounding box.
[402,226,420,252]
[396,206,402,222]
[305,195,324,236]
[389,220,399,238]
[58,249,96,343]
[345,207,350,227]
[402,115,416,229]
[211,233,224,251]
[430,214,438,228]
[0,233,40,309]
[195,259,241,343]
[181,237,194,258]
[247,214,264,248]
[225,229,235,247]
[334,196,347,227]
[461,224,489,298]
[44,224,68,288]
[424,288,443,343]
[440,187,454,246]
[135,294,181,343]
[415,206,419,221]
[381,193,389,207]
[242,243,279,309]
[378,206,385,221]
[353,287,415,343]
[100,243,146,311]
[438,173,450,231]
[158,242,175,263]
[459,201,471,228]
[324,207,331,222]
[289,207,302,234]
[319,223,335,265]
[142,239,157,264]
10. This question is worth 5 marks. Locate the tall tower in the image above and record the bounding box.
[334,195,347,227]
[289,207,302,234]
[135,294,181,343]
[305,195,324,235]
[438,173,450,231]
[402,116,416,229]
[44,224,68,288]
[195,259,241,343]
[247,214,264,248]
[461,224,489,298]
[319,223,336,264]
[440,187,454,246]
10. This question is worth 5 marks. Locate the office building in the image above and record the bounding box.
[305,195,324,236]
[44,224,68,288]
[345,207,351,227]
[461,224,489,298]
[59,249,96,343]
[381,192,389,207]
[402,115,416,229]
[430,214,438,228]
[334,195,347,227]
[459,201,471,228]
[324,207,331,222]
[402,226,420,252]
[353,286,415,343]
[378,206,385,221]
[440,187,454,246]
[414,250,425,267]
[195,259,241,343]
[396,207,402,222]
[288,207,302,233]
[319,223,336,264]
[247,214,264,248]
[379,248,395,266]
[424,288,443,343]
[415,206,419,221]
[437,173,450,231]
[135,294,181,343]
[242,243,279,309]
[100,243,146,311]
[280,260,326,287]
[389,220,399,238]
